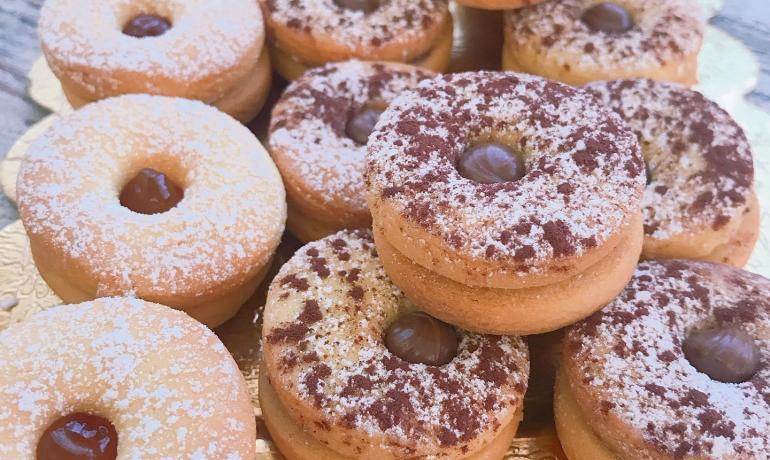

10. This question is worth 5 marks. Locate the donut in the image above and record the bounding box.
[502,0,705,86]
[258,0,453,80]
[268,60,434,242]
[557,260,770,458]
[39,0,272,122]
[0,297,256,459]
[365,72,645,335]
[454,0,544,11]
[260,229,529,459]
[16,95,286,328]
[585,79,758,266]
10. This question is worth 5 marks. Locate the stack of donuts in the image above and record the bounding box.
[0,0,766,458]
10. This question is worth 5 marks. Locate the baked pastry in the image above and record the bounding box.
[502,0,705,86]
[17,95,286,328]
[455,0,543,10]
[39,0,272,122]
[268,60,434,242]
[557,260,770,459]
[585,79,758,266]
[259,0,452,80]
[260,229,529,459]
[0,297,255,459]
[365,71,645,335]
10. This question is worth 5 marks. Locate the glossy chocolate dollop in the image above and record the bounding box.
[457,142,525,184]
[346,105,385,145]
[581,3,634,34]
[37,413,118,460]
[123,14,172,38]
[333,0,380,13]
[683,326,761,383]
[119,168,184,215]
[385,311,458,366]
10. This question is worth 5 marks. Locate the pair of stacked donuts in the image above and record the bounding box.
[1,0,767,459]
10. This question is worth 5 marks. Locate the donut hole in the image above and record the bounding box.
[682,325,761,383]
[37,412,118,460]
[118,156,188,215]
[345,102,388,145]
[581,2,635,34]
[384,311,459,366]
[333,0,381,14]
[456,140,526,184]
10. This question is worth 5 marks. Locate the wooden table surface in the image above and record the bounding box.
[1,0,769,228]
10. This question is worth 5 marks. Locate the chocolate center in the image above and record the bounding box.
[457,142,525,184]
[581,2,634,33]
[119,168,184,215]
[385,311,458,366]
[345,105,385,145]
[645,163,652,185]
[123,14,172,38]
[37,413,118,460]
[333,0,380,13]
[683,326,761,383]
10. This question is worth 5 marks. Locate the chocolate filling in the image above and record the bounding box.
[123,14,171,38]
[581,2,634,34]
[683,326,761,383]
[37,413,118,460]
[457,142,525,184]
[385,311,458,366]
[119,168,184,215]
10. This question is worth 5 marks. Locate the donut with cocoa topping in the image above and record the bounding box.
[259,0,452,80]
[502,0,705,86]
[268,60,434,242]
[0,297,256,459]
[39,0,271,122]
[585,79,758,266]
[557,260,770,459]
[16,95,286,328]
[260,229,529,459]
[365,71,645,335]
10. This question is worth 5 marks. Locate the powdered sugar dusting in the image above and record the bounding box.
[262,229,528,457]
[566,260,770,458]
[585,79,754,239]
[39,0,264,101]
[366,71,645,274]
[503,0,704,73]
[0,297,254,458]
[17,95,286,299]
[269,61,433,216]
[261,0,448,58]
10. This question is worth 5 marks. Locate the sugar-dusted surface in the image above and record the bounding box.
[503,0,704,73]
[566,260,770,458]
[0,297,255,458]
[16,95,285,298]
[260,0,448,56]
[262,229,529,457]
[586,79,754,240]
[366,71,645,273]
[269,61,433,215]
[39,0,264,100]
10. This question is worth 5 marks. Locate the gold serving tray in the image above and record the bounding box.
[1,2,766,458]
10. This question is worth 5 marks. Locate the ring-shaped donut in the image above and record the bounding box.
[502,0,704,85]
[585,79,758,266]
[0,297,256,458]
[268,60,434,242]
[558,260,770,458]
[39,0,270,121]
[261,229,529,458]
[17,95,286,328]
[259,0,452,80]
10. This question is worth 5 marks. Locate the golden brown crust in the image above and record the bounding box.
[373,214,643,335]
